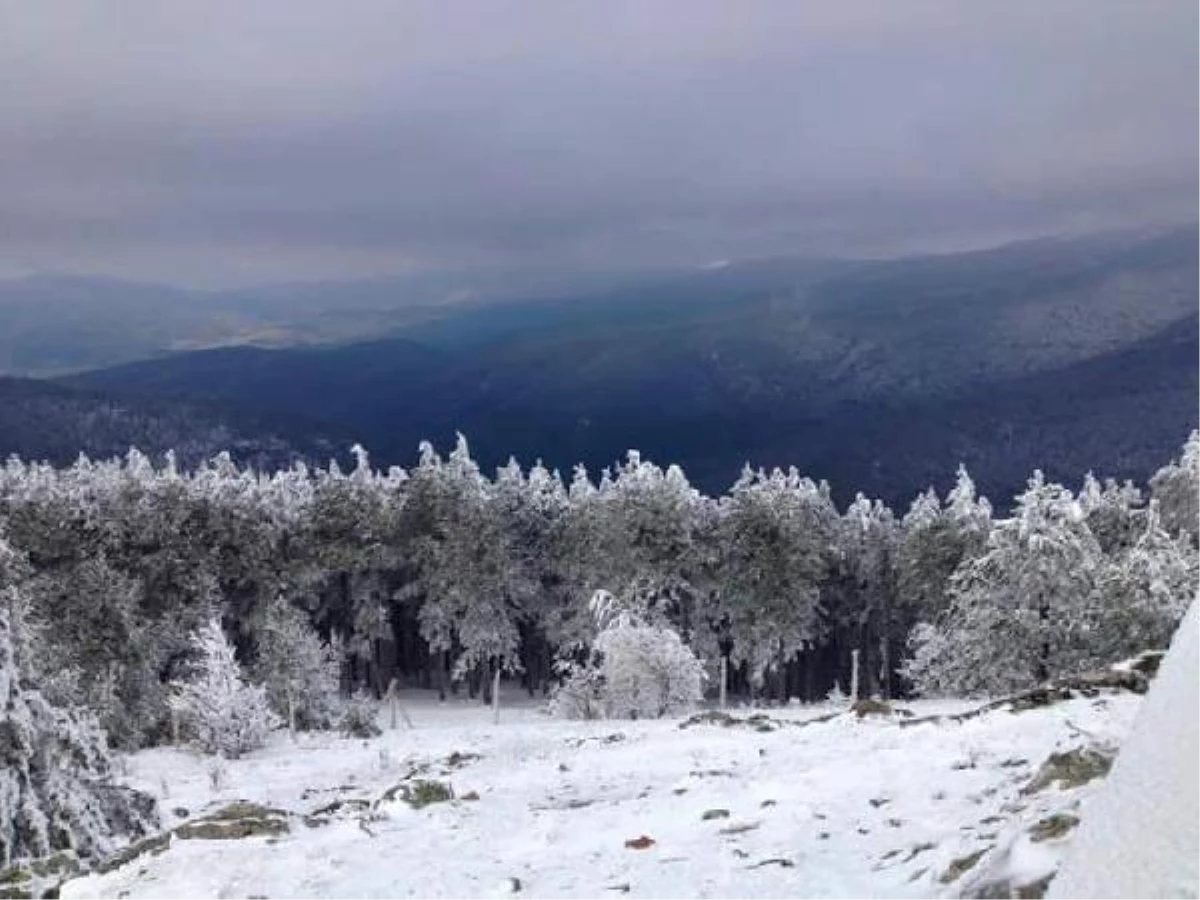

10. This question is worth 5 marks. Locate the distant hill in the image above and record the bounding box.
[60,225,1199,506]
[0,265,675,376]
[0,376,340,470]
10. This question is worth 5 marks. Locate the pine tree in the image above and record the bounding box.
[253,598,340,734]
[831,494,899,698]
[588,451,708,635]
[0,543,158,867]
[715,466,835,689]
[1090,501,1197,659]
[408,436,525,700]
[1078,472,1145,554]
[897,467,992,636]
[168,617,277,757]
[905,471,1101,696]
[1149,430,1199,544]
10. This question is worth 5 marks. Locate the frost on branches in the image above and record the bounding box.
[0,550,158,867]
[904,472,1102,696]
[904,471,1197,697]
[253,598,340,734]
[550,592,705,720]
[169,617,277,758]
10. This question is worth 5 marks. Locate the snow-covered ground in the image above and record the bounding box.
[63,690,1142,900]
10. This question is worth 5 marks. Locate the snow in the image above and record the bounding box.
[59,687,1146,900]
[1050,601,1199,900]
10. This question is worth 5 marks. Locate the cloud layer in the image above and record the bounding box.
[1,1,1195,286]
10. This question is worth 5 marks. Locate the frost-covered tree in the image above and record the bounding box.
[24,553,163,749]
[1149,430,1199,544]
[294,446,403,696]
[829,494,899,698]
[1078,472,1144,554]
[1089,502,1197,659]
[407,437,526,701]
[169,617,277,757]
[0,546,158,867]
[897,467,993,626]
[550,594,704,720]
[905,471,1102,696]
[585,451,710,637]
[253,598,340,734]
[715,466,835,689]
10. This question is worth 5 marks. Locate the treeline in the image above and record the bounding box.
[0,431,1196,749]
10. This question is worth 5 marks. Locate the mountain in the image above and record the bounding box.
[0,265,677,377]
[57,225,1200,505]
[0,376,340,470]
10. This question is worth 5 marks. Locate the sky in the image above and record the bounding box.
[1,1,1196,288]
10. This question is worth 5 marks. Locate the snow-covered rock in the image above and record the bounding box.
[1050,601,1198,899]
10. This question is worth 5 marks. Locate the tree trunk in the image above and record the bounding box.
[719,655,728,711]
[803,649,816,703]
[879,636,892,700]
[850,648,861,702]
[492,665,502,724]
[1037,592,1051,683]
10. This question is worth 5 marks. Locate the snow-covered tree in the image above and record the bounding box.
[714,466,835,688]
[0,549,158,867]
[829,493,899,698]
[1149,430,1199,544]
[550,594,704,719]
[169,617,277,757]
[407,437,526,699]
[905,471,1102,696]
[589,452,709,634]
[1089,502,1197,659]
[897,467,993,626]
[253,598,340,734]
[1078,472,1145,554]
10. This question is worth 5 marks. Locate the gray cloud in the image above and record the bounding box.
[0,0,1195,286]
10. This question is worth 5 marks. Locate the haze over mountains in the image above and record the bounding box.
[1,224,1193,506]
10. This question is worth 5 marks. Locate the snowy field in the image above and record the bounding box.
[62,690,1142,900]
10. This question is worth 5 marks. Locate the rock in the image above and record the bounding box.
[1123,650,1165,678]
[459,791,481,802]
[303,798,371,827]
[679,711,737,729]
[203,801,289,822]
[967,873,1054,899]
[1022,749,1113,795]
[174,802,290,841]
[624,836,655,850]
[171,808,189,819]
[94,833,172,874]
[308,798,371,818]
[851,699,894,718]
[1029,813,1080,843]
[939,848,989,884]
[748,858,794,869]
[444,751,481,769]
[719,821,761,835]
[701,809,730,821]
[175,818,288,841]
[1017,874,1055,898]
[902,842,936,863]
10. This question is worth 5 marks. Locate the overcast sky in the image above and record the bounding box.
[1,1,1196,287]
